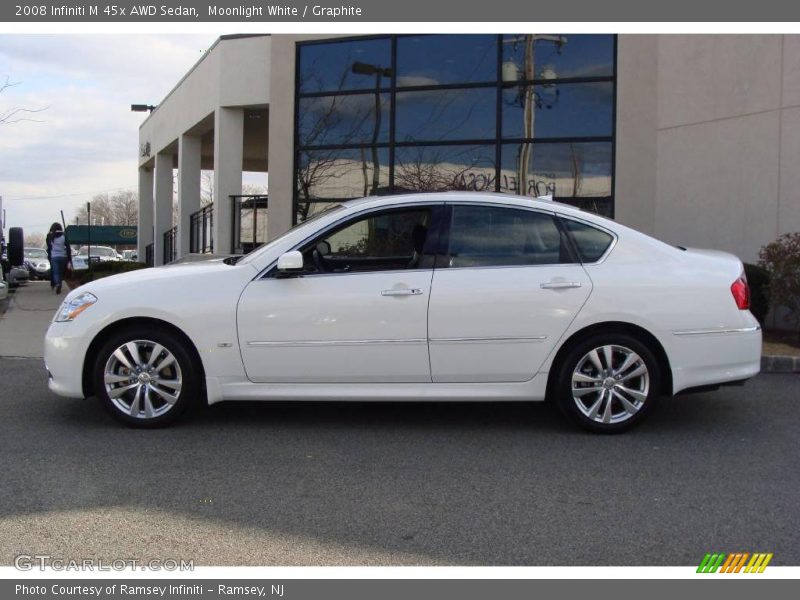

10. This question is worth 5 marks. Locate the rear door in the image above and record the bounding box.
[427,203,592,383]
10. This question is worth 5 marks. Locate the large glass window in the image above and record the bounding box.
[295,34,616,220]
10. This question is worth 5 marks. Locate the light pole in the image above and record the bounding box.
[502,35,566,195]
[351,61,392,196]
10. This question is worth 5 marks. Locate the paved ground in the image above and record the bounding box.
[0,356,797,566]
[0,281,62,358]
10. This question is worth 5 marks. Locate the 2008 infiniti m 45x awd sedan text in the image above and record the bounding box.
[44,192,761,432]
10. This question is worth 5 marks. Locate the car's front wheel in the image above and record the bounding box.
[93,327,199,427]
[555,333,662,433]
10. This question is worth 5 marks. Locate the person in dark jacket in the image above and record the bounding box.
[46,222,72,294]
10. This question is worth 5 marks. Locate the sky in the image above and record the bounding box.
[0,34,219,237]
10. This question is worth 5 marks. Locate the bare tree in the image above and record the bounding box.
[0,76,48,125]
[24,232,46,248]
[75,191,138,226]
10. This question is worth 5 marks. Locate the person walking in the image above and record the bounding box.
[46,222,72,294]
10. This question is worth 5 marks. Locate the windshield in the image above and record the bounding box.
[238,204,345,265]
[24,249,47,259]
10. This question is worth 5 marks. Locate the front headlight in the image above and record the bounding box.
[55,292,97,322]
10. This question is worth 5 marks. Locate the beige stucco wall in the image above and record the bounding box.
[138,35,271,167]
[615,34,800,263]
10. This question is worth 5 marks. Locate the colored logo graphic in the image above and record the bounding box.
[697,552,773,573]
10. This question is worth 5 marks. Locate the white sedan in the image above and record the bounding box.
[44,193,761,432]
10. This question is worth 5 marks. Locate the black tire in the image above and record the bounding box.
[554,332,662,434]
[8,227,23,266]
[93,326,201,428]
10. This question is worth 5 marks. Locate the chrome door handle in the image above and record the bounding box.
[381,288,423,297]
[540,281,582,290]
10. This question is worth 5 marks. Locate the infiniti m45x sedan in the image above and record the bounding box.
[45,193,761,432]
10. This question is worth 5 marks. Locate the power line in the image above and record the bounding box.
[3,186,135,201]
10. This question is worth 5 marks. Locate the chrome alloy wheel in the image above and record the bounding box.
[103,340,183,419]
[571,344,650,425]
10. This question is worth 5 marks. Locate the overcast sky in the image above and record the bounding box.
[0,34,220,237]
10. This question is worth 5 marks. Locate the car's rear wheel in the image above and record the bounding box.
[93,327,199,427]
[555,333,661,433]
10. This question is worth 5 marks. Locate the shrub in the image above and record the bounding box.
[758,233,800,331]
[743,263,770,326]
[68,261,147,288]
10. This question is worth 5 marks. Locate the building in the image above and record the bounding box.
[137,34,800,266]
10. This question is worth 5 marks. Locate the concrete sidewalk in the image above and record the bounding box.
[0,281,64,358]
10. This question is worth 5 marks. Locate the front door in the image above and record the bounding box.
[237,205,438,383]
[428,204,592,383]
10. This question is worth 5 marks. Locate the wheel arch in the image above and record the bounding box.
[82,316,206,399]
[546,321,673,397]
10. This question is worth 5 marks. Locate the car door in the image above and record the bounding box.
[237,204,441,383]
[428,203,592,383]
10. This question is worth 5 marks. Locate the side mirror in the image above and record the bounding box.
[276,250,304,276]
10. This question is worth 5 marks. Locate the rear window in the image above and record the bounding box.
[562,218,614,262]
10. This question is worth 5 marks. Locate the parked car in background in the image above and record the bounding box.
[121,250,138,262]
[0,267,7,301]
[45,192,761,432]
[24,247,51,280]
[71,255,89,271]
[2,250,29,287]
[77,246,122,263]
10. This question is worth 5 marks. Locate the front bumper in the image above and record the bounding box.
[44,321,90,398]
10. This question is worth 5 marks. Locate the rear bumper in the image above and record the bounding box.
[669,325,762,394]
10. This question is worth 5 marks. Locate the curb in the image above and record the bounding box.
[761,354,800,373]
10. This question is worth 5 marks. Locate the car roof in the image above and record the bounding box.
[340,192,614,227]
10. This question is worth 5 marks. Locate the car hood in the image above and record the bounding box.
[69,259,258,298]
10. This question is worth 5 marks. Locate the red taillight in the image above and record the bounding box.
[731,277,750,310]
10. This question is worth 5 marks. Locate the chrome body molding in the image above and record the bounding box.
[248,335,548,347]
[672,325,761,336]
[428,335,548,344]
[247,338,428,347]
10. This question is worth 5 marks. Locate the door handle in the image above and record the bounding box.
[381,288,423,297]
[540,281,582,290]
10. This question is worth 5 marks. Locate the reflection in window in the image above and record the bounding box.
[561,218,614,262]
[299,38,392,93]
[298,94,390,147]
[396,35,497,86]
[296,148,389,202]
[502,82,614,139]
[501,34,614,81]
[323,209,430,260]
[395,88,496,143]
[296,201,343,224]
[394,145,495,194]
[448,205,568,267]
[500,142,612,198]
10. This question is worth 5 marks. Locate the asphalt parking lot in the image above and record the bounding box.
[0,357,798,566]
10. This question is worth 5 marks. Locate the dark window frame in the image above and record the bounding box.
[294,34,617,222]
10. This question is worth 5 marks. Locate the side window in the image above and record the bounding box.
[301,208,432,274]
[561,218,614,262]
[446,205,570,268]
